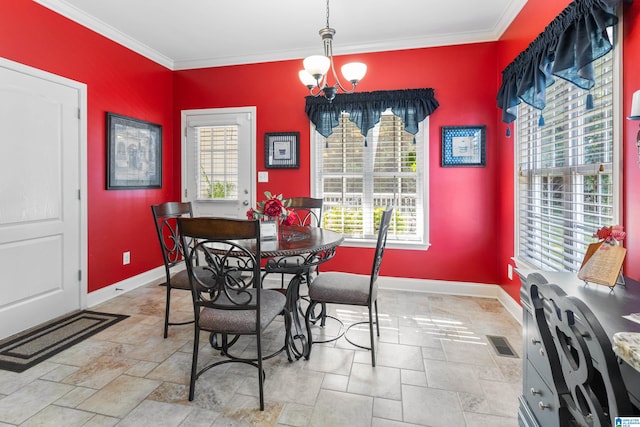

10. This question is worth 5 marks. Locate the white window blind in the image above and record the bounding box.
[516,48,617,272]
[197,125,239,200]
[313,111,427,244]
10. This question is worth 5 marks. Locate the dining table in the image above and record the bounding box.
[235,224,344,359]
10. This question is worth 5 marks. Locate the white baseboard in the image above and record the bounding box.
[86,269,522,324]
[377,276,522,324]
[86,266,166,308]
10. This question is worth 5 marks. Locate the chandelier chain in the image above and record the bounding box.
[325,0,330,29]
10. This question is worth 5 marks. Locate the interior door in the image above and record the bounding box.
[0,58,85,340]
[182,107,256,218]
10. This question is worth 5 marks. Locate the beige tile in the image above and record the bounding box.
[304,345,354,375]
[464,412,519,427]
[54,386,97,408]
[401,384,466,427]
[116,400,193,426]
[277,402,314,427]
[309,389,373,427]
[359,342,424,370]
[0,380,74,424]
[20,405,94,427]
[321,373,349,392]
[62,355,137,389]
[347,363,401,399]
[373,397,403,421]
[82,414,120,427]
[424,359,483,394]
[76,375,161,418]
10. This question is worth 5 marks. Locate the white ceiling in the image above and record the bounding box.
[35,0,527,71]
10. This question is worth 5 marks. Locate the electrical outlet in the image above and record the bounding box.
[507,264,513,280]
[123,251,130,265]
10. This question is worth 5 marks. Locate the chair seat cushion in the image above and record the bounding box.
[308,272,375,306]
[198,289,286,334]
[170,266,215,290]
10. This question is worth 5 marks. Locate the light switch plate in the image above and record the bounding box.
[258,171,269,182]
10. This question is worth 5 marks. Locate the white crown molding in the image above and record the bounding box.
[34,0,175,70]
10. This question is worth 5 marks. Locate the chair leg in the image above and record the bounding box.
[369,304,376,367]
[374,300,380,337]
[189,326,200,401]
[257,332,265,410]
[163,283,171,338]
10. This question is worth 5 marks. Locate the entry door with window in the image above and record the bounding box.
[182,107,256,218]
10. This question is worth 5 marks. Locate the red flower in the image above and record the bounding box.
[594,226,612,241]
[246,208,255,220]
[263,197,284,217]
[282,210,296,226]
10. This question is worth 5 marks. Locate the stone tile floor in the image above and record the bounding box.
[0,280,522,426]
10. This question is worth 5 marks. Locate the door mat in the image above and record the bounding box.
[0,310,129,373]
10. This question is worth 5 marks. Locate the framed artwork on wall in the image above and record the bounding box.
[106,112,162,189]
[441,125,486,167]
[264,132,300,169]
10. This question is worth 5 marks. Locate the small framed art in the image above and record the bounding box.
[264,132,300,169]
[441,125,486,167]
[106,112,162,189]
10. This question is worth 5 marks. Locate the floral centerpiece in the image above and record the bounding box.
[246,191,296,225]
[593,225,625,245]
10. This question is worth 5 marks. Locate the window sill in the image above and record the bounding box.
[341,238,431,251]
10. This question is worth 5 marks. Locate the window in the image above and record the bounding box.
[312,110,428,246]
[196,125,238,200]
[515,47,619,272]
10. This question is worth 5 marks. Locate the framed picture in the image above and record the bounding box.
[441,126,486,167]
[265,132,300,169]
[106,112,162,189]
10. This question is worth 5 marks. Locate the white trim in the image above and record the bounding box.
[86,266,166,308]
[377,276,522,324]
[34,0,173,70]
[89,269,522,325]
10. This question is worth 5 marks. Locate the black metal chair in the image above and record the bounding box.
[304,206,393,366]
[528,275,633,426]
[287,196,323,227]
[151,202,214,338]
[178,217,291,410]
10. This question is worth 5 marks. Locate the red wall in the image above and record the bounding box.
[0,1,176,292]
[174,43,501,284]
[2,0,638,297]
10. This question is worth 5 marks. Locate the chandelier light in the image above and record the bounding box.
[299,0,367,102]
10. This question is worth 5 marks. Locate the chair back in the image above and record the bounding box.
[529,279,632,425]
[370,207,393,288]
[288,197,323,226]
[178,217,262,315]
[151,202,193,271]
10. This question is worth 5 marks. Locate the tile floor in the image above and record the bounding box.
[0,279,523,426]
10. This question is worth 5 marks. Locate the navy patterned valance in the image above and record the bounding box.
[497,0,628,124]
[305,88,439,138]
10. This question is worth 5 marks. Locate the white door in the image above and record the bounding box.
[0,58,86,340]
[182,107,256,218]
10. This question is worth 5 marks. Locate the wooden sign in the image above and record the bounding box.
[578,241,626,288]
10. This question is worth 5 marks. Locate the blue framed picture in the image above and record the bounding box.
[441,126,486,167]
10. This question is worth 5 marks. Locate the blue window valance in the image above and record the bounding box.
[305,88,439,138]
[497,0,628,124]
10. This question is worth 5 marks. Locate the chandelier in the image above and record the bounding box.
[298,0,367,102]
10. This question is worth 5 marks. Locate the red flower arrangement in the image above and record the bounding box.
[593,225,626,244]
[246,191,296,225]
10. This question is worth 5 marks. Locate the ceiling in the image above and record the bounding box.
[35,0,527,71]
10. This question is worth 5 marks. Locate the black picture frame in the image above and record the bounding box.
[106,112,162,189]
[264,132,300,169]
[441,125,486,167]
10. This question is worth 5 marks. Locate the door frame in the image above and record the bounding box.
[0,57,88,319]
[180,107,257,213]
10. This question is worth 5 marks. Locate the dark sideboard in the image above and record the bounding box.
[518,269,640,426]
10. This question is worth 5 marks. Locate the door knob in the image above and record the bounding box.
[243,200,249,206]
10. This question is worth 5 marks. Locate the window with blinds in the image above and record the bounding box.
[516,48,618,272]
[197,125,239,200]
[313,110,427,244]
